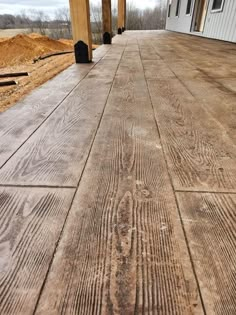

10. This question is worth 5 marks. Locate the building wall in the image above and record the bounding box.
[166,0,236,42]
[166,0,194,33]
[203,0,236,42]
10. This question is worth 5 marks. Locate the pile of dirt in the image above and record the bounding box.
[34,36,73,51]
[0,33,73,68]
[59,38,99,50]
[0,38,9,43]
[58,38,73,46]
[28,33,44,39]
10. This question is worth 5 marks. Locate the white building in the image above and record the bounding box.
[166,0,236,42]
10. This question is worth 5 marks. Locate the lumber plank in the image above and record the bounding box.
[0,187,74,315]
[0,45,111,169]
[177,192,236,314]
[35,50,203,315]
[147,77,236,192]
[0,45,125,186]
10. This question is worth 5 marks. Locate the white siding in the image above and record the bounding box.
[166,0,236,43]
[203,0,236,42]
[166,0,194,33]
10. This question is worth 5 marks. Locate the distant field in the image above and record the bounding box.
[0,28,29,38]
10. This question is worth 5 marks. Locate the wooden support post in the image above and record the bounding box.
[118,0,126,34]
[69,0,92,63]
[102,0,112,44]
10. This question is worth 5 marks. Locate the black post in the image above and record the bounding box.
[103,32,112,44]
[74,41,91,63]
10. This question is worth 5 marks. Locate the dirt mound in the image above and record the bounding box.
[58,39,99,50]
[59,39,73,46]
[0,33,73,68]
[34,36,72,51]
[28,33,44,39]
[0,37,9,42]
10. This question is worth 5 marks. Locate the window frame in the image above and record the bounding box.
[185,0,193,16]
[168,3,172,18]
[211,0,225,13]
[175,0,181,17]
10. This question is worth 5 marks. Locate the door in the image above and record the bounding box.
[192,0,208,32]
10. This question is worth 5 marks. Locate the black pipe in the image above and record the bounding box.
[33,50,73,63]
[0,72,28,78]
[0,80,17,87]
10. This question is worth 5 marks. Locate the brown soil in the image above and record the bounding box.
[0,33,98,113]
[0,34,73,68]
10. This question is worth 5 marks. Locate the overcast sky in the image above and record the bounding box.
[0,0,160,16]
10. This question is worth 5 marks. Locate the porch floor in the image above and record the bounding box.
[0,30,236,314]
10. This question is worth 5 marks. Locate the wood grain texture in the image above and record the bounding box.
[175,76,236,143]
[147,77,236,192]
[35,50,203,315]
[143,60,175,79]
[0,31,235,314]
[0,45,111,169]
[0,45,125,187]
[177,192,236,314]
[149,32,236,143]
[0,187,74,315]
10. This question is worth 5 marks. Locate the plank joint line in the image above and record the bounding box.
[175,189,236,195]
[32,40,127,315]
[139,42,207,315]
[0,49,111,171]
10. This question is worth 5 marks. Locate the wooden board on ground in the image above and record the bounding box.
[147,77,236,192]
[0,46,124,186]
[0,187,74,315]
[35,50,203,315]
[177,192,236,314]
[0,45,111,169]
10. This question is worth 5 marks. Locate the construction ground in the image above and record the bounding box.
[0,33,98,112]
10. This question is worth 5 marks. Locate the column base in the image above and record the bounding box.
[103,32,112,44]
[118,28,122,35]
[74,40,91,63]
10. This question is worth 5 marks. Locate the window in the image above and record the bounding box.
[168,0,172,18]
[176,0,181,17]
[186,0,192,15]
[168,4,171,17]
[211,0,224,12]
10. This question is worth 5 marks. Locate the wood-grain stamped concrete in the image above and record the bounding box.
[0,31,235,314]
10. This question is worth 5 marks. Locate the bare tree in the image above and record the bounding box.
[27,9,50,35]
[53,7,71,38]
[126,1,143,30]
[48,7,72,39]
[90,4,102,44]
[111,0,117,33]
[126,0,167,31]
